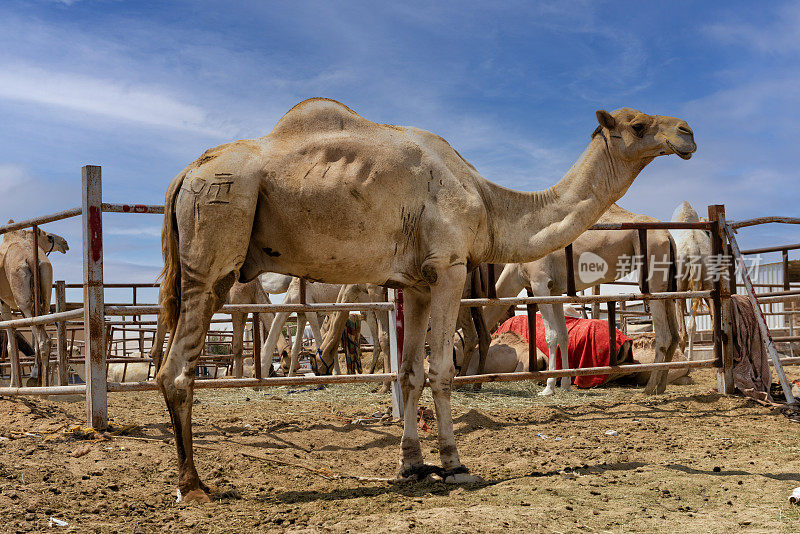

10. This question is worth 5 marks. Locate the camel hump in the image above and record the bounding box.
[671,201,699,223]
[271,98,372,137]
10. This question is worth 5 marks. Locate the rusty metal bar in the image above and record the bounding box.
[55,281,68,386]
[0,309,83,329]
[105,302,395,315]
[565,244,576,296]
[101,203,164,214]
[729,216,800,230]
[708,206,724,370]
[459,290,712,307]
[638,229,649,294]
[590,221,714,230]
[607,301,617,366]
[299,278,306,304]
[31,226,41,318]
[525,288,538,372]
[253,312,262,380]
[739,242,800,255]
[452,359,717,384]
[0,207,82,236]
[82,165,108,429]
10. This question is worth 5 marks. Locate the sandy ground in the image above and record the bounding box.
[1,366,800,533]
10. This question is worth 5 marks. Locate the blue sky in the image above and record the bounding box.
[1,0,798,301]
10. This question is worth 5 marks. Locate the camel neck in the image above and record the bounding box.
[478,136,650,264]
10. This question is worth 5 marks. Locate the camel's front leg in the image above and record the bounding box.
[317,285,361,375]
[397,288,431,478]
[426,264,481,482]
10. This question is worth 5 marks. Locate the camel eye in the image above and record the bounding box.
[631,123,646,137]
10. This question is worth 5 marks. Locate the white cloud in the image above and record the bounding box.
[0,163,28,194]
[0,64,227,137]
[706,2,800,54]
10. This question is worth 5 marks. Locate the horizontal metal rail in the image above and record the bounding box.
[460,290,712,308]
[755,294,800,305]
[740,242,800,255]
[589,221,714,230]
[0,309,83,329]
[101,203,164,214]
[0,373,397,396]
[0,207,82,235]
[729,216,800,230]
[105,302,396,315]
[453,359,717,384]
[0,357,717,396]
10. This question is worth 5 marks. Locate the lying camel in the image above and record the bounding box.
[454,331,547,375]
[156,99,696,500]
[0,224,69,386]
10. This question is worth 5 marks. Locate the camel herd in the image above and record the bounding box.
[1,98,709,502]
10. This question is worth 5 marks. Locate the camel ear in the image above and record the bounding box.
[596,110,616,130]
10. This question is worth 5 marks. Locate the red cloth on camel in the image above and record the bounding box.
[493,314,630,388]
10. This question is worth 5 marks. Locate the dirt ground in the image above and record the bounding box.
[1,366,800,533]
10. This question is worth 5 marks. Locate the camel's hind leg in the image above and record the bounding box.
[644,300,680,394]
[157,272,235,502]
[230,312,246,378]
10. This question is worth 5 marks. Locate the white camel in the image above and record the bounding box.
[464,204,681,395]
[156,99,695,500]
[0,225,69,386]
[670,201,712,361]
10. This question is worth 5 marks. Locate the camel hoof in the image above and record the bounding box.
[538,387,555,397]
[442,465,482,484]
[178,488,211,503]
[396,463,442,482]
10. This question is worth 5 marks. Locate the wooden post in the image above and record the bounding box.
[7,324,21,388]
[525,288,538,371]
[591,285,601,320]
[299,278,306,304]
[708,205,733,394]
[638,229,650,294]
[607,301,617,366]
[565,244,576,297]
[253,312,262,379]
[388,289,404,418]
[82,165,107,429]
[55,281,68,386]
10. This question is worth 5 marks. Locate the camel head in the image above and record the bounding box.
[593,108,696,162]
[32,228,69,254]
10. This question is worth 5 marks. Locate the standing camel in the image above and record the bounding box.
[470,203,681,395]
[670,201,712,360]
[156,99,696,501]
[149,274,291,376]
[0,225,69,386]
[260,279,388,377]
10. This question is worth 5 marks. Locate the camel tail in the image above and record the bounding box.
[158,174,186,332]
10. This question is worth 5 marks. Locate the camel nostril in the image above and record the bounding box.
[677,125,693,136]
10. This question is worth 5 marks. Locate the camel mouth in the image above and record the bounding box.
[665,139,693,160]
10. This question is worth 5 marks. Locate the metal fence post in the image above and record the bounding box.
[82,165,107,429]
[55,280,68,386]
[388,289,404,418]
